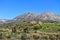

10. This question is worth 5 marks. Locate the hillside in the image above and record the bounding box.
[13,12,60,23]
[0,12,60,23]
[0,12,60,40]
[0,21,60,40]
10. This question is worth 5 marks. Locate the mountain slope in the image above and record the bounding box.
[13,12,38,21]
[12,12,60,23]
[36,12,60,22]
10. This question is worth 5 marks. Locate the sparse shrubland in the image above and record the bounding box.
[0,21,60,40]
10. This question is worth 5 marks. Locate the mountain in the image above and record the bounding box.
[13,12,60,23]
[0,12,60,23]
[13,12,38,21]
[36,12,60,23]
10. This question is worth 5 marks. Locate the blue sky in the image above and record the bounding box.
[0,0,60,19]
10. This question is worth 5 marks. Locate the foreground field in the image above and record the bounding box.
[0,22,60,40]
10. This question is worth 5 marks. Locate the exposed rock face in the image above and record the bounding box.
[13,12,60,23]
[1,12,60,23]
[13,12,38,21]
[36,12,60,23]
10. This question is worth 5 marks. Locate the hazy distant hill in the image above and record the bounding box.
[13,12,60,23]
[0,19,7,22]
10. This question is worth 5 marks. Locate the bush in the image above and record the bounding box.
[0,32,3,39]
[33,24,41,33]
[21,33,27,40]
[49,34,56,40]
[33,35,39,40]
[12,27,16,33]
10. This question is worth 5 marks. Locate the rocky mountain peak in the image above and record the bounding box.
[4,12,60,23]
[41,12,56,16]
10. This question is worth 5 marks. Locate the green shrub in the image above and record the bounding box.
[0,32,3,39]
[33,35,39,40]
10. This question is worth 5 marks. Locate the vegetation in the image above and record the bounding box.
[0,21,60,40]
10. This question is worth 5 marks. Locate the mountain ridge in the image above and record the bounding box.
[0,12,60,23]
[13,12,60,23]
